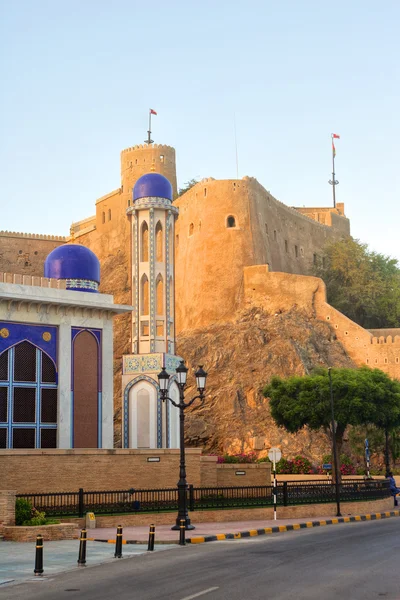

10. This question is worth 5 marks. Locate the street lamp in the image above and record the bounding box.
[328,367,342,517]
[158,361,208,530]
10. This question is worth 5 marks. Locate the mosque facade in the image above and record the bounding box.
[0,244,132,449]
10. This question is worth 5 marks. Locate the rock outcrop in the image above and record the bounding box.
[175,306,355,462]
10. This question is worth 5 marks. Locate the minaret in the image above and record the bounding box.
[122,173,180,449]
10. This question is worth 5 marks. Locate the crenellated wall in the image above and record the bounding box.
[0,231,66,277]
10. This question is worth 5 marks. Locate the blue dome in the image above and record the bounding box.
[133,173,173,202]
[44,244,100,293]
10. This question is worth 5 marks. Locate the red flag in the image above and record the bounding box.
[150,109,157,115]
[332,133,340,139]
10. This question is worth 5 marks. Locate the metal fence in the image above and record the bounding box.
[16,479,391,517]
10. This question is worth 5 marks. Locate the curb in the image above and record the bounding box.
[187,510,400,544]
[82,510,400,546]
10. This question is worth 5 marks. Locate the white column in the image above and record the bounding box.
[58,323,72,448]
[101,319,114,449]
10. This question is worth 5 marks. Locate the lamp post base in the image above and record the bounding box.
[171,517,195,531]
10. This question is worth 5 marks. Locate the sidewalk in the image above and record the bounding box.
[90,509,400,545]
[0,540,174,588]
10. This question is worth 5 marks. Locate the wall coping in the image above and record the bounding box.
[216,463,270,469]
[0,448,203,456]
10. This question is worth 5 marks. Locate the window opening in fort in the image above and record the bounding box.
[285,240,288,253]
[189,223,194,236]
[265,224,268,234]
[156,221,163,262]
[108,209,111,221]
[102,212,105,224]
[156,274,164,314]
[141,274,149,315]
[313,253,317,265]
[274,230,277,241]
[160,154,164,163]
[0,341,57,449]
[135,159,138,164]
[227,216,236,228]
[141,222,149,261]
[295,245,298,257]
[18,250,22,254]
[128,199,131,207]
[204,188,207,197]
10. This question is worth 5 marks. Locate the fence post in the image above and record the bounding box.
[78,488,84,519]
[283,482,288,507]
[189,485,194,512]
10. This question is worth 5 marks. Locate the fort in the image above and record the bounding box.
[1,141,400,451]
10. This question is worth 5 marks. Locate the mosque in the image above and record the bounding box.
[0,172,183,451]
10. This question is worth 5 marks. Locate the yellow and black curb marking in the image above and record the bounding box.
[187,510,400,544]
[81,510,400,545]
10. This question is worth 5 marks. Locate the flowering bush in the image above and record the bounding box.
[217,451,258,464]
[318,454,356,475]
[289,456,313,474]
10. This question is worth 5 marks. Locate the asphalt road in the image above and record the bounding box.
[2,518,400,600]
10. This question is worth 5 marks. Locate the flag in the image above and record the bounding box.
[150,109,157,115]
[332,133,340,139]
[332,141,336,158]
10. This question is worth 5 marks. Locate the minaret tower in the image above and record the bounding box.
[122,173,180,449]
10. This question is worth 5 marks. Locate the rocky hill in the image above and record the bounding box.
[176,306,356,462]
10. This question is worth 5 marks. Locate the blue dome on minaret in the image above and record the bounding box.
[44,244,100,293]
[133,173,173,201]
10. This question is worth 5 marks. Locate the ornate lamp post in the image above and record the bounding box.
[158,360,208,530]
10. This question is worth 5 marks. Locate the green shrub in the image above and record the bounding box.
[23,509,47,526]
[15,498,33,526]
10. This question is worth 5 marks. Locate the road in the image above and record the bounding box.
[2,518,400,600]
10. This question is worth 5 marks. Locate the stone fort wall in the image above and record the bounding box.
[174,176,350,332]
[243,266,400,379]
[0,231,66,277]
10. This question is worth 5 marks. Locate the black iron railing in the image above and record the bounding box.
[16,479,391,517]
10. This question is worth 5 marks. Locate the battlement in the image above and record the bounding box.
[121,143,175,155]
[0,272,66,289]
[0,230,66,241]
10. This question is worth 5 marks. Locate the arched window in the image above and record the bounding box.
[141,274,149,315]
[156,274,164,314]
[156,221,163,262]
[189,223,194,236]
[136,389,150,448]
[227,215,236,228]
[0,341,57,449]
[108,209,111,221]
[102,212,105,224]
[141,221,149,262]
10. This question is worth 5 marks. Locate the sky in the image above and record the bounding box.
[1,1,399,259]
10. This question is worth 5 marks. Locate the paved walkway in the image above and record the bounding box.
[0,539,174,588]
[88,510,400,544]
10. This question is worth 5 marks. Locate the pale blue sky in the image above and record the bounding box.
[1,1,399,259]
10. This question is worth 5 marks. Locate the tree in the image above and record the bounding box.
[315,237,400,328]
[263,367,400,471]
[177,179,198,197]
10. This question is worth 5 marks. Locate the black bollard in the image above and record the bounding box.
[147,524,155,551]
[34,534,44,576]
[179,519,186,546]
[77,528,87,566]
[114,525,123,558]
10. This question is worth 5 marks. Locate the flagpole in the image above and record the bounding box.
[145,110,154,145]
[328,134,339,208]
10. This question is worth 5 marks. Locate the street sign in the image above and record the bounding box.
[268,447,282,464]
[322,463,332,470]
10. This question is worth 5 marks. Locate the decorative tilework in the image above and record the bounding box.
[66,279,99,292]
[149,208,155,352]
[123,354,162,374]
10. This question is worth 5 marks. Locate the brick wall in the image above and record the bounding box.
[3,523,76,542]
[216,463,271,486]
[0,490,16,528]
[0,449,203,493]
